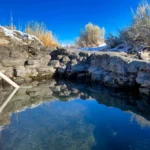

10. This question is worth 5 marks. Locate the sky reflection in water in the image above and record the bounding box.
[0,81,150,150]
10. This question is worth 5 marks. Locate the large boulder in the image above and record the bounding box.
[61,56,70,63]
[49,60,60,68]
[72,63,89,72]
[127,61,145,74]
[91,54,129,75]
[136,71,150,87]
[50,48,69,60]
[40,55,51,66]
[1,58,26,67]
[37,66,55,74]
[26,59,40,66]
[90,67,107,81]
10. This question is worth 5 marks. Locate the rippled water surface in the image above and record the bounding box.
[0,80,150,150]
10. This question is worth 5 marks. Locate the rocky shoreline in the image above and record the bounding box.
[1,27,150,97]
[50,48,150,97]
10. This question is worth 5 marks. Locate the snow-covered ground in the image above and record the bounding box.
[61,43,107,51]
[78,43,107,51]
[78,43,132,53]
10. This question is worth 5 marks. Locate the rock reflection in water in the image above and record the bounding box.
[0,79,150,150]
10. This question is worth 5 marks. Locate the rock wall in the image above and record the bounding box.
[50,49,150,97]
[0,26,55,84]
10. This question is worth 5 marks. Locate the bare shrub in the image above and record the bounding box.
[107,1,150,51]
[121,1,150,48]
[106,34,123,48]
[76,23,105,48]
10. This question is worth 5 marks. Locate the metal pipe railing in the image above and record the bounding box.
[0,71,20,112]
[0,71,19,89]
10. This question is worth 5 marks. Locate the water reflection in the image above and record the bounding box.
[0,79,150,150]
[0,88,19,113]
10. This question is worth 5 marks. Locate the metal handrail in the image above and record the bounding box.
[0,71,20,113]
[0,71,19,89]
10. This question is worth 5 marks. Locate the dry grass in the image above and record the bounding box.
[0,38,10,46]
[106,34,123,48]
[25,21,59,47]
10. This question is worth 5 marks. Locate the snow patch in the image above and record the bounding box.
[0,26,43,45]
[78,43,107,51]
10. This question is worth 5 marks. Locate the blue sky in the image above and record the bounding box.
[0,0,142,44]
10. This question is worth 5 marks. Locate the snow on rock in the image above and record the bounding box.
[0,26,43,46]
[77,43,134,53]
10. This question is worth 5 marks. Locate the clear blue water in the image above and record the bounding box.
[0,82,150,150]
